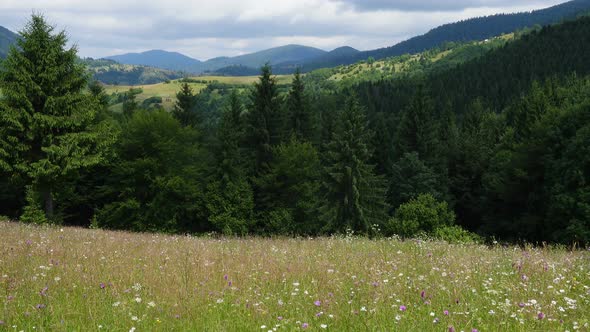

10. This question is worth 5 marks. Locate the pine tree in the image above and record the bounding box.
[287,68,313,141]
[173,82,199,127]
[246,64,281,175]
[321,96,388,234]
[0,15,116,222]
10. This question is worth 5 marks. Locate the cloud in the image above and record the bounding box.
[0,0,566,59]
[332,0,563,12]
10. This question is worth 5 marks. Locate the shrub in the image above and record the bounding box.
[385,194,455,238]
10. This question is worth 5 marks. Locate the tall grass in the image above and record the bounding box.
[0,221,588,331]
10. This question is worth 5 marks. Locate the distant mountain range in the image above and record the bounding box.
[2,0,590,80]
[104,44,329,74]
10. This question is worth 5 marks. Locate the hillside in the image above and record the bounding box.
[0,25,18,58]
[83,58,184,85]
[277,0,590,72]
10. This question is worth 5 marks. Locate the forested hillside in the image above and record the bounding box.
[1,15,589,245]
[0,26,18,58]
[275,0,590,72]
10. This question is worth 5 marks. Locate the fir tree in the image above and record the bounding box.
[217,91,245,185]
[321,96,388,234]
[246,64,281,175]
[0,15,116,222]
[173,82,199,127]
[395,85,439,164]
[287,68,313,141]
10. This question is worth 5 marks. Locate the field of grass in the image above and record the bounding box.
[104,75,293,111]
[1,221,589,331]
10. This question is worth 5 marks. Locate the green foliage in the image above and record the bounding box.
[257,138,322,235]
[433,225,482,244]
[0,15,116,222]
[206,179,254,236]
[386,194,455,238]
[389,152,442,209]
[93,110,205,233]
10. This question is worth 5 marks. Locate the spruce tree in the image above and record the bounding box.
[246,64,281,175]
[217,90,245,184]
[173,82,199,127]
[321,96,388,234]
[0,15,115,222]
[287,68,313,141]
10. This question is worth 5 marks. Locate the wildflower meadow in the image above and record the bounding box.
[0,221,589,331]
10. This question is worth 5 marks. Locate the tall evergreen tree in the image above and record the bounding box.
[287,68,313,141]
[122,89,138,117]
[173,82,199,127]
[321,96,388,234]
[246,64,281,175]
[217,90,245,184]
[395,85,439,164]
[0,15,115,222]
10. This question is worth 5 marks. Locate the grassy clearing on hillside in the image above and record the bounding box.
[0,221,588,331]
[104,75,293,111]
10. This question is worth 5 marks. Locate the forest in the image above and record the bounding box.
[0,15,589,245]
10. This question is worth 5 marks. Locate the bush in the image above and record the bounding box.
[434,225,482,244]
[385,194,455,238]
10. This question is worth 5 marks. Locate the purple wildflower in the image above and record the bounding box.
[443,310,449,316]
[302,322,309,329]
[40,287,48,296]
[224,274,228,281]
[399,305,407,312]
[99,283,106,289]
[36,304,46,309]
[449,326,455,332]
[228,281,232,287]
[538,312,545,320]
[0,320,4,325]
[518,302,525,308]
[420,290,425,299]
[314,300,321,307]
[472,329,479,332]
[277,316,283,321]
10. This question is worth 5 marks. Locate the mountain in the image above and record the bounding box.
[273,46,359,74]
[277,0,590,72]
[106,44,327,74]
[0,25,18,58]
[105,50,202,73]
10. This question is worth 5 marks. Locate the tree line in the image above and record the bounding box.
[1,15,588,245]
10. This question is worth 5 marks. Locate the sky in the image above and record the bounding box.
[0,0,566,60]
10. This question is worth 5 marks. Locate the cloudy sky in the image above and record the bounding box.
[0,0,566,60]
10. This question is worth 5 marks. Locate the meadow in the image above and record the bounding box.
[104,75,293,111]
[1,221,588,331]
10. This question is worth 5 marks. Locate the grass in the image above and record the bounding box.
[104,75,293,111]
[0,221,589,331]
